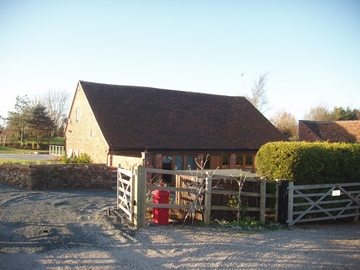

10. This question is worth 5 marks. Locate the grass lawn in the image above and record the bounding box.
[0,158,59,165]
[0,146,48,154]
[0,146,60,164]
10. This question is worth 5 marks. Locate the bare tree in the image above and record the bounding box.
[271,110,298,140]
[304,104,332,121]
[32,89,70,135]
[246,73,270,113]
[0,115,4,133]
[183,155,220,225]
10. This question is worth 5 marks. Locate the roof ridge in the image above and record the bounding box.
[79,80,245,98]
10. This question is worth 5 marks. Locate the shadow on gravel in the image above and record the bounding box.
[0,222,100,253]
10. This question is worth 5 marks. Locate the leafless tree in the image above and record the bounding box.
[270,110,298,140]
[246,72,270,113]
[32,89,70,135]
[183,155,220,225]
[304,104,332,121]
[0,115,4,133]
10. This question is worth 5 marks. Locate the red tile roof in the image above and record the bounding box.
[299,120,360,142]
[80,81,287,152]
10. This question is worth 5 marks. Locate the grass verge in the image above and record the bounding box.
[0,146,48,154]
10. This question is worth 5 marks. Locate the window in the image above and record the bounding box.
[76,108,81,122]
[236,156,243,169]
[175,156,184,170]
[245,156,253,165]
[90,130,95,138]
[222,155,229,169]
[162,156,172,183]
[186,156,195,170]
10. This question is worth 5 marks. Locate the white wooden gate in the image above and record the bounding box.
[117,165,135,223]
[287,182,360,226]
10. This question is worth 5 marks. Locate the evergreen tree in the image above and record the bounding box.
[331,106,359,120]
[28,104,54,147]
[6,95,32,143]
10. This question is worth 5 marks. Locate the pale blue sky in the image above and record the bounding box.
[1,0,359,122]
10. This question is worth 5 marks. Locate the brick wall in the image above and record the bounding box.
[0,164,112,190]
[229,153,236,169]
[299,124,320,142]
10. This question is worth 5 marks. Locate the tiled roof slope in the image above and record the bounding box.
[80,81,287,151]
[299,120,360,142]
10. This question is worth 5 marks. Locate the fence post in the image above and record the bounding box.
[277,180,289,224]
[259,180,266,224]
[134,165,146,229]
[204,176,212,225]
[274,181,279,223]
[117,164,120,210]
[287,181,294,226]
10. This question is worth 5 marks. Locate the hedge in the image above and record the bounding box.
[256,142,360,184]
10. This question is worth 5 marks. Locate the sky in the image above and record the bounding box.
[1,0,359,124]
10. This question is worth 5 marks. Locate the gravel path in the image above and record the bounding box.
[0,183,359,269]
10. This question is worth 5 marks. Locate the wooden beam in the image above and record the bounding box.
[259,180,266,224]
[287,181,294,226]
[134,166,146,229]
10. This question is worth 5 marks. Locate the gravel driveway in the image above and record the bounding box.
[0,183,359,269]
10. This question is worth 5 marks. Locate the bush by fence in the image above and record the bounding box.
[0,163,113,190]
[256,141,360,184]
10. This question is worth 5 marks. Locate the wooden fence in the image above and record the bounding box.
[287,182,360,226]
[135,167,278,228]
[118,165,360,229]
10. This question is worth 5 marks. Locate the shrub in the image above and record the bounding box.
[62,153,92,164]
[256,141,360,184]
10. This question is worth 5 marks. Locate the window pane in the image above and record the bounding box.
[222,156,229,169]
[246,156,253,165]
[162,156,172,164]
[175,156,184,170]
[186,156,195,170]
[236,156,243,165]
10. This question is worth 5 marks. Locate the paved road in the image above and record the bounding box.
[0,154,56,161]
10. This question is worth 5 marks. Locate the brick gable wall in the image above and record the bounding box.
[299,123,322,142]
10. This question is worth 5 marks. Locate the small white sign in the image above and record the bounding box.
[332,190,341,196]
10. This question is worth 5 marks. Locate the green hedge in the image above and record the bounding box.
[256,142,360,184]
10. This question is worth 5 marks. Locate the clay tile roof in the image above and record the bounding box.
[300,120,360,142]
[79,80,287,151]
[318,121,360,142]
